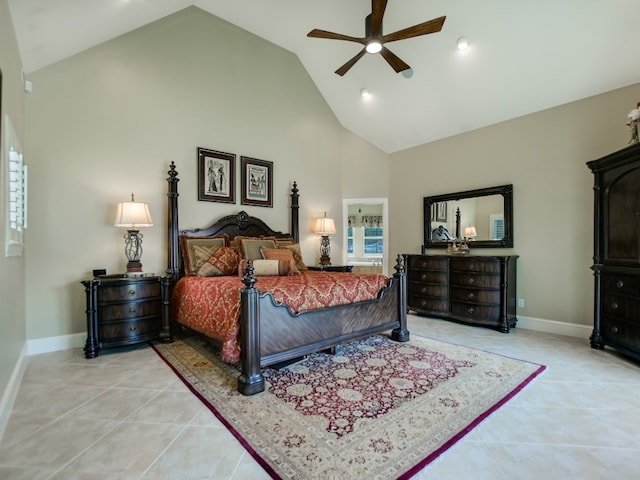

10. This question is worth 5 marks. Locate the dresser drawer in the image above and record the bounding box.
[407,256,448,272]
[98,318,162,344]
[408,270,448,284]
[602,273,640,296]
[409,296,448,313]
[98,299,162,322]
[451,258,501,274]
[451,302,501,320]
[451,273,500,289]
[450,287,500,304]
[602,293,640,323]
[98,281,161,303]
[409,282,447,298]
[601,316,640,349]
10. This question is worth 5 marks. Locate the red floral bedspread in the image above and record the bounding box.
[171,271,390,363]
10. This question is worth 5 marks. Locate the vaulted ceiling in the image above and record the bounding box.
[8,0,640,153]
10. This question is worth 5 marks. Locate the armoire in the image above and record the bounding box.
[587,142,640,360]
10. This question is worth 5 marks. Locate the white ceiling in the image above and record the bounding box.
[8,0,640,153]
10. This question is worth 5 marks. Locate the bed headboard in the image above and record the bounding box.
[166,161,300,282]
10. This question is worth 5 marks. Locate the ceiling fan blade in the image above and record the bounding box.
[382,16,446,43]
[307,29,366,44]
[335,49,367,76]
[379,46,410,73]
[371,0,388,36]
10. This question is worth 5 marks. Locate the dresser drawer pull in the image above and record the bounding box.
[129,307,136,313]
[420,287,428,294]
[466,307,475,314]
[610,302,619,310]
[128,289,136,296]
[129,326,137,331]
[610,326,618,334]
[468,264,475,270]
[616,280,624,288]
[467,278,475,285]
[467,292,475,300]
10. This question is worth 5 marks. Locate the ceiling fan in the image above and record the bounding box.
[307,0,446,76]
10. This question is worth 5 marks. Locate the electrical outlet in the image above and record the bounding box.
[517,298,525,308]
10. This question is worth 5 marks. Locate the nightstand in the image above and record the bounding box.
[82,275,172,358]
[308,265,353,272]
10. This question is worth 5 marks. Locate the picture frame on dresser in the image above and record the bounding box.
[241,156,273,207]
[197,147,235,203]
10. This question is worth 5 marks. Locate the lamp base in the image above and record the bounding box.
[126,260,143,273]
[319,255,331,266]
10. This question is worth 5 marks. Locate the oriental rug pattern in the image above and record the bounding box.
[152,334,544,480]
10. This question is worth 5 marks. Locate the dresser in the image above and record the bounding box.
[587,143,640,360]
[405,254,518,333]
[82,275,172,358]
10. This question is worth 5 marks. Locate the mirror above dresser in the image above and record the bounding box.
[423,184,514,249]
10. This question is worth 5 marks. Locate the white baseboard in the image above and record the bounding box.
[26,332,86,356]
[0,344,28,442]
[516,315,592,339]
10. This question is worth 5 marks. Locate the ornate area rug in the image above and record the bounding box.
[152,334,545,479]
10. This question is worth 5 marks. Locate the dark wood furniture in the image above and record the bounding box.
[166,162,409,395]
[587,143,640,361]
[82,275,172,358]
[307,265,353,272]
[405,254,518,333]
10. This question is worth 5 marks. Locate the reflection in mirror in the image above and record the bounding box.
[423,185,513,249]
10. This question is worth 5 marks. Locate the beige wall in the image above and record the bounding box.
[23,7,389,341]
[0,0,26,416]
[390,82,640,327]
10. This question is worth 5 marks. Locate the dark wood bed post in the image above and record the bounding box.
[391,254,410,342]
[238,262,265,395]
[166,161,180,283]
[290,181,300,243]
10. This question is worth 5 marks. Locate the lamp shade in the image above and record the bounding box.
[114,198,153,228]
[464,226,477,238]
[313,212,336,235]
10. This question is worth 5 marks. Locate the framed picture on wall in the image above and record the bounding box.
[197,147,235,203]
[241,156,273,207]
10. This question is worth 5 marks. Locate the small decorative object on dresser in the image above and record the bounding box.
[405,254,518,333]
[587,142,640,360]
[627,101,640,144]
[82,275,171,358]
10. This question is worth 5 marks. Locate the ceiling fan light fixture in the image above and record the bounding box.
[456,37,470,51]
[366,41,382,54]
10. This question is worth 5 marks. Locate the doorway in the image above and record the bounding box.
[342,198,388,274]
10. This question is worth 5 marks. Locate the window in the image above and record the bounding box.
[363,227,383,254]
[4,115,26,257]
[490,214,504,241]
[347,226,353,254]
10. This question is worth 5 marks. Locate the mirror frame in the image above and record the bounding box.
[423,184,513,249]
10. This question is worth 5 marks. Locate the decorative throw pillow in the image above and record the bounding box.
[179,235,227,275]
[238,237,277,260]
[279,243,308,271]
[260,247,300,275]
[238,259,295,277]
[197,247,239,276]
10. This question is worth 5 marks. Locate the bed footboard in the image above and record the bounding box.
[237,255,409,396]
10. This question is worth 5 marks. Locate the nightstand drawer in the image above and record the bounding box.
[98,299,162,322]
[98,281,161,302]
[98,318,162,344]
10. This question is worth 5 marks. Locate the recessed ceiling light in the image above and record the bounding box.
[360,88,372,100]
[456,37,470,51]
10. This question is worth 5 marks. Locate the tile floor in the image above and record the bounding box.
[1,315,639,479]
